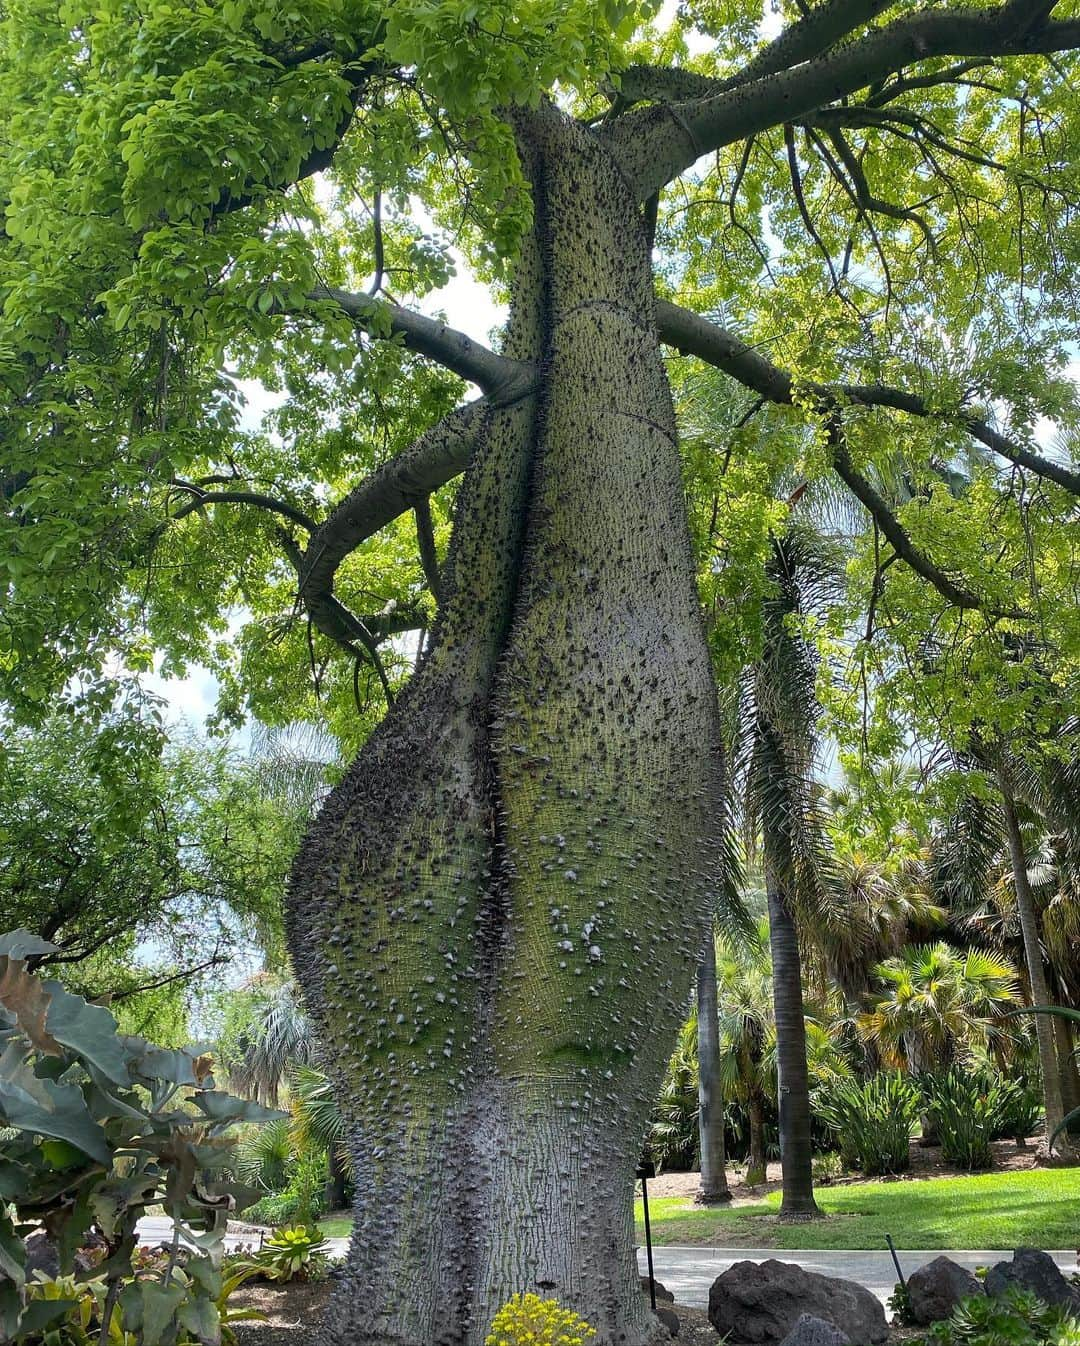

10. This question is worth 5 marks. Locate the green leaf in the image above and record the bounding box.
[0,1042,111,1164]
[41,981,130,1084]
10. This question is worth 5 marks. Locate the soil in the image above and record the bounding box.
[231,1281,918,1346]
[649,1134,1045,1204]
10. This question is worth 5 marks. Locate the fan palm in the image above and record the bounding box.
[859,941,1020,1073]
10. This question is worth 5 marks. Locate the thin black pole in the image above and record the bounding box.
[641,1173,656,1311]
[886,1233,906,1291]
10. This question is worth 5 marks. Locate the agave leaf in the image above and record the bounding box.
[0,958,60,1056]
[1048,1104,1080,1153]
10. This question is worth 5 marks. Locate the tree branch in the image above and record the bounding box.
[602,7,1080,201]
[655,300,1080,497]
[308,286,536,400]
[167,484,318,533]
[298,399,484,610]
[413,495,443,605]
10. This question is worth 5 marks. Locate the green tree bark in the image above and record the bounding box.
[287,102,724,1346]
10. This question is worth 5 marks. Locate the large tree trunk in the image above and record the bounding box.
[765,873,821,1218]
[999,777,1074,1160]
[286,102,725,1346]
[695,933,731,1204]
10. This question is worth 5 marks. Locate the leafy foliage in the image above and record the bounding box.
[816,1073,920,1176]
[0,929,283,1343]
[926,1288,1080,1346]
[919,1069,1022,1172]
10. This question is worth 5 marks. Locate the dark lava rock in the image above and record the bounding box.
[985,1249,1080,1311]
[656,1304,680,1337]
[907,1256,983,1325]
[708,1259,888,1345]
[640,1276,675,1303]
[778,1314,852,1346]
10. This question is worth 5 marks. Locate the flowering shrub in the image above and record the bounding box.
[486,1293,597,1346]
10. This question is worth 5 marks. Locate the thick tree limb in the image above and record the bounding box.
[655,300,1080,497]
[602,8,1080,201]
[308,286,535,401]
[298,399,483,609]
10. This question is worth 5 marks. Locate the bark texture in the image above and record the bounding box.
[287,102,724,1346]
[696,935,732,1204]
[765,875,820,1218]
[999,779,1073,1158]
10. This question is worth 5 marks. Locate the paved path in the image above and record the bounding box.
[135,1220,1075,1315]
[636,1247,1078,1310]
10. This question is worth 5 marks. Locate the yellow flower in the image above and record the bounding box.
[485,1293,597,1346]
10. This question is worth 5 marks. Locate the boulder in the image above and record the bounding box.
[656,1304,680,1337]
[778,1315,851,1346]
[985,1249,1080,1311]
[640,1276,675,1303]
[708,1259,888,1345]
[907,1256,983,1325]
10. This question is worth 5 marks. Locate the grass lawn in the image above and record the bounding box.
[316,1169,1080,1250]
[632,1169,1080,1249]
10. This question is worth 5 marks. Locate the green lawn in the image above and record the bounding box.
[632,1169,1080,1249]
[316,1169,1080,1251]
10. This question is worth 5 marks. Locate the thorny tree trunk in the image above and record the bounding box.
[765,874,820,1218]
[287,103,724,1346]
[999,777,1073,1159]
[695,933,731,1204]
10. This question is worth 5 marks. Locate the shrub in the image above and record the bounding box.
[920,1069,1021,1170]
[926,1287,1079,1346]
[0,927,283,1343]
[811,1151,843,1185]
[486,1294,596,1346]
[991,1074,1043,1143]
[816,1073,919,1175]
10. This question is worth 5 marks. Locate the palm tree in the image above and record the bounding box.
[859,941,1020,1074]
[696,931,732,1203]
[715,921,774,1186]
[735,527,840,1217]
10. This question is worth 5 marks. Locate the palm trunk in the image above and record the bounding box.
[765,873,821,1218]
[1052,1013,1080,1129]
[999,775,1073,1159]
[325,1144,348,1212]
[695,934,731,1203]
[287,101,725,1345]
[746,1095,767,1186]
